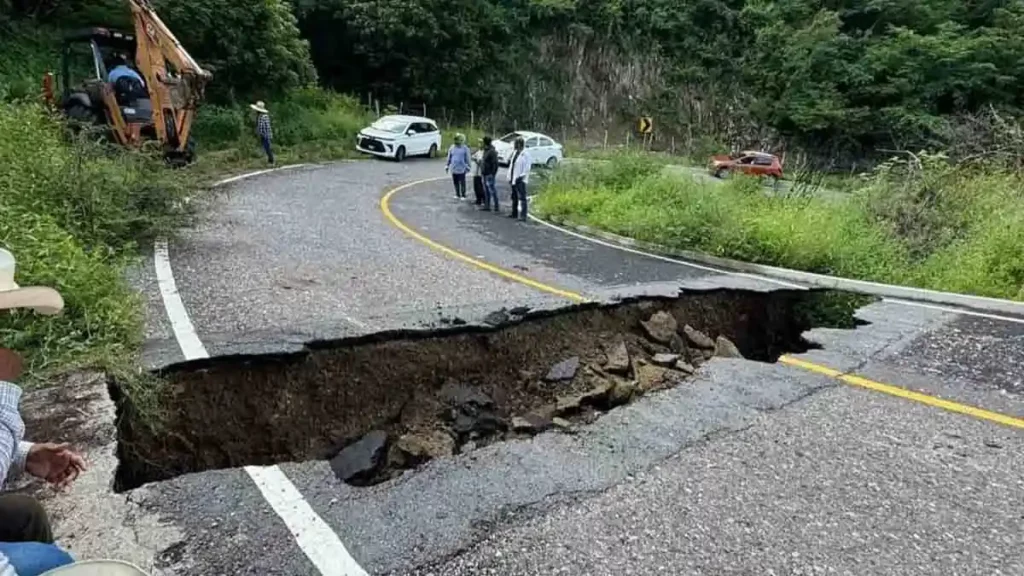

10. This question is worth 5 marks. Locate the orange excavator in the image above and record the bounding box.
[43,0,212,164]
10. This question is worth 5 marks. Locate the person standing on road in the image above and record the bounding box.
[445,133,472,200]
[471,142,486,206]
[251,101,274,165]
[506,137,531,220]
[481,136,500,212]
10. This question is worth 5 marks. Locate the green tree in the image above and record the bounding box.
[153,0,316,103]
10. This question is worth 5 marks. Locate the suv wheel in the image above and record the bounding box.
[395,146,407,162]
[427,144,438,159]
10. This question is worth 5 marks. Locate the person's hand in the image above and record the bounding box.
[26,443,87,490]
[0,349,23,383]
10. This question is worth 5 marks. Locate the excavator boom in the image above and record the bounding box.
[47,0,211,162]
[128,0,212,156]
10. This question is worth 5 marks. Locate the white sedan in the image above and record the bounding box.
[494,131,564,168]
[355,115,442,162]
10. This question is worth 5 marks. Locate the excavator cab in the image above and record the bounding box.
[56,28,154,131]
[45,0,211,164]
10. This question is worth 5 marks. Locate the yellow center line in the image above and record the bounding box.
[780,356,1024,429]
[381,178,1024,431]
[380,178,589,303]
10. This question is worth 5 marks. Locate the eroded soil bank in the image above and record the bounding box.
[113,289,871,491]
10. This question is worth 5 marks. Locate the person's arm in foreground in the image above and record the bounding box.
[0,355,27,576]
[0,352,85,489]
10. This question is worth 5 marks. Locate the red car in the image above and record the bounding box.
[709,151,784,181]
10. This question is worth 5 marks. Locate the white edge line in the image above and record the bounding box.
[153,239,209,359]
[526,213,804,289]
[527,213,1024,325]
[152,196,367,575]
[245,466,369,576]
[213,163,312,188]
[882,298,1024,325]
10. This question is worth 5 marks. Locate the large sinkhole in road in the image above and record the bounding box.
[113,289,871,491]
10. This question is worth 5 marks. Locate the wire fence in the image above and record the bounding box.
[360,96,716,161]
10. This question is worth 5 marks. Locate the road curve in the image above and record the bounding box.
[107,160,1024,575]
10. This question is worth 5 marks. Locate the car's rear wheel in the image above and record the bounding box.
[427,143,438,159]
[395,146,406,162]
[546,156,559,168]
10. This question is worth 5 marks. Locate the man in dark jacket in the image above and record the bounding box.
[480,136,500,212]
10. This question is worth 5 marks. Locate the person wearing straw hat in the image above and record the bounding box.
[250,101,274,165]
[0,248,88,575]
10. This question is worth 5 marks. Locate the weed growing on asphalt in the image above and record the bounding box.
[535,154,1024,301]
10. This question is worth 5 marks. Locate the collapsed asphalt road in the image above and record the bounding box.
[34,160,1024,575]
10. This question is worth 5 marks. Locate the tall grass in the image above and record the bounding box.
[191,87,372,162]
[535,154,1024,300]
[0,103,195,380]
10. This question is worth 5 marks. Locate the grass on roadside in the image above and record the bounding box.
[535,154,1024,301]
[0,84,475,391]
[0,102,196,383]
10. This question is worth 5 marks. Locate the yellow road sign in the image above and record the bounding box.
[638,117,653,134]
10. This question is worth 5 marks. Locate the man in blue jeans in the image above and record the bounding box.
[445,133,472,199]
[251,101,274,165]
[0,248,86,575]
[480,136,500,212]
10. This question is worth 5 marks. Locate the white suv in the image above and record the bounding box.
[356,115,442,161]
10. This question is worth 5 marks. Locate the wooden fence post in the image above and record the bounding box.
[603,130,609,149]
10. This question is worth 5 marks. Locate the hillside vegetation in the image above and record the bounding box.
[535,155,1024,301]
[1,0,1023,378]
[5,0,1024,158]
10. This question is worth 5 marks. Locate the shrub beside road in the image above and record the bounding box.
[0,90,379,382]
[535,154,1024,301]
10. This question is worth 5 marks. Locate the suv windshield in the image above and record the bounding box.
[372,119,407,133]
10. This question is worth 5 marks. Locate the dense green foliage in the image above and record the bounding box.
[0,103,194,378]
[292,0,1024,156]
[7,0,1024,154]
[1,0,315,103]
[535,156,1024,300]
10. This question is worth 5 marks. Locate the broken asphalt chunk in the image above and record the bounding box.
[683,325,715,349]
[603,341,631,375]
[544,356,580,382]
[329,430,388,484]
[393,431,455,467]
[714,336,744,359]
[651,353,680,367]
[511,413,553,434]
[641,311,678,344]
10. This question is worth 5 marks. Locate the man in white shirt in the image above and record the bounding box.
[506,137,532,221]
